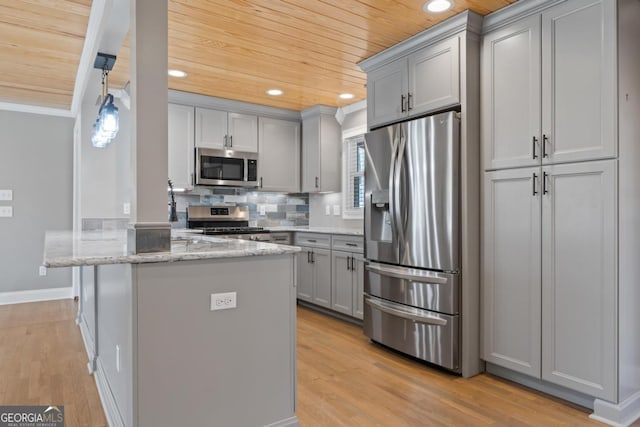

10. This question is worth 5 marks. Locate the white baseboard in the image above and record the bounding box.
[94,358,125,427]
[591,391,640,427]
[0,287,73,305]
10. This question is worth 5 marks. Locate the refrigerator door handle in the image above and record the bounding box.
[393,128,407,249]
[366,263,448,284]
[365,297,447,326]
[388,130,401,243]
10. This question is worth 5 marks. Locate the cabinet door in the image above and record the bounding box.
[331,251,353,315]
[352,254,365,320]
[482,16,542,170]
[258,118,300,192]
[408,37,460,117]
[301,117,320,192]
[195,107,227,149]
[483,168,542,377]
[168,104,195,190]
[541,160,616,400]
[541,0,616,164]
[312,248,332,308]
[228,113,258,152]
[367,60,408,128]
[296,249,313,302]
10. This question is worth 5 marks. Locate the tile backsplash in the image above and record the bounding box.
[172,188,309,228]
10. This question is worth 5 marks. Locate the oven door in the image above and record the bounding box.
[196,148,258,187]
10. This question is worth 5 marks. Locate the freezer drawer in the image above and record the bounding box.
[365,262,459,315]
[364,295,460,372]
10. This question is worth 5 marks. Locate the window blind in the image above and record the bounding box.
[343,134,365,218]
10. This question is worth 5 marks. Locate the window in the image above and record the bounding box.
[342,129,366,219]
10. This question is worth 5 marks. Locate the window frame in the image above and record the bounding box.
[342,125,367,219]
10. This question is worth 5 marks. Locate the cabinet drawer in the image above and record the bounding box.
[294,233,330,249]
[331,235,364,253]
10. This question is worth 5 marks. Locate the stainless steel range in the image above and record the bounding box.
[186,205,292,244]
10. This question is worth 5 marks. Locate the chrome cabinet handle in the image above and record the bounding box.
[307,251,311,263]
[315,177,319,188]
[543,171,549,195]
[345,243,358,247]
[400,94,406,112]
[543,134,549,158]
[365,297,447,326]
[532,136,538,159]
[260,177,263,188]
[223,135,228,147]
[307,239,316,243]
[311,251,315,264]
[407,93,413,111]
[229,135,233,147]
[533,172,538,195]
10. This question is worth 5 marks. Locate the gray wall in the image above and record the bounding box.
[78,70,132,222]
[0,110,73,292]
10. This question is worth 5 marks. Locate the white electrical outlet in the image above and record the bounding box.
[39,266,47,276]
[116,345,121,373]
[0,206,13,217]
[0,190,12,201]
[258,204,266,215]
[325,205,331,215]
[333,205,341,216]
[123,202,131,215]
[210,292,237,311]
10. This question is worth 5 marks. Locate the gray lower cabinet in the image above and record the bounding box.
[295,233,332,308]
[331,250,364,320]
[296,245,331,309]
[296,233,364,320]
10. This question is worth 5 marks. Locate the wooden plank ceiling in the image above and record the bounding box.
[3,0,516,112]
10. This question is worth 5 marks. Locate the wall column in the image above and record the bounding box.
[127,0,170,253]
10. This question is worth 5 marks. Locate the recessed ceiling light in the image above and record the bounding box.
[339,93,355,100]
[266,89,283,96]
[168,69,187,78]
[423,0,454,13]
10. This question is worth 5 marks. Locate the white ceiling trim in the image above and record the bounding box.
[0,102,74,118]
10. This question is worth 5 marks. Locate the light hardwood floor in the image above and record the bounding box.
[1,300,636,427]
[0,300,107,427]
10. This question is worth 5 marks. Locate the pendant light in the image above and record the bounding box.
[91,53,119,148]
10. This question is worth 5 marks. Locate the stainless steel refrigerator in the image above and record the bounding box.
[363,110,461,372]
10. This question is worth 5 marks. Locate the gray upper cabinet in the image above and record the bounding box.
[195,107,258,152]
[301,106,341,193]
[541,0,616,164]
[482,15,541,170]
[367,37,460,129]
[168,103,195,190]
[258,118,300,192]
[482,0,616,170]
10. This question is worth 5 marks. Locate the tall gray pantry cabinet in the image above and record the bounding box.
[481,0,640,421]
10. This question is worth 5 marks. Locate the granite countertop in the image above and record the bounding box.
[43,230,300,268]
[265,226,363,236]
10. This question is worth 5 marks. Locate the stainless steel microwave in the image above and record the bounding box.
[195,147,259,187]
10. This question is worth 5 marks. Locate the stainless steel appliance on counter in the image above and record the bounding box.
[186,205,292,244]
[363,110,461,373]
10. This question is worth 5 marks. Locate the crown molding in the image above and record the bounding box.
[341,99,367,116]
[168,90,301,121]
[358,10,483,72]
[300,105,338,120]
[0,102,74,118]
[482,0,567,33]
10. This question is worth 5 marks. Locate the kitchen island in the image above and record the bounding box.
[43,231,300,427]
